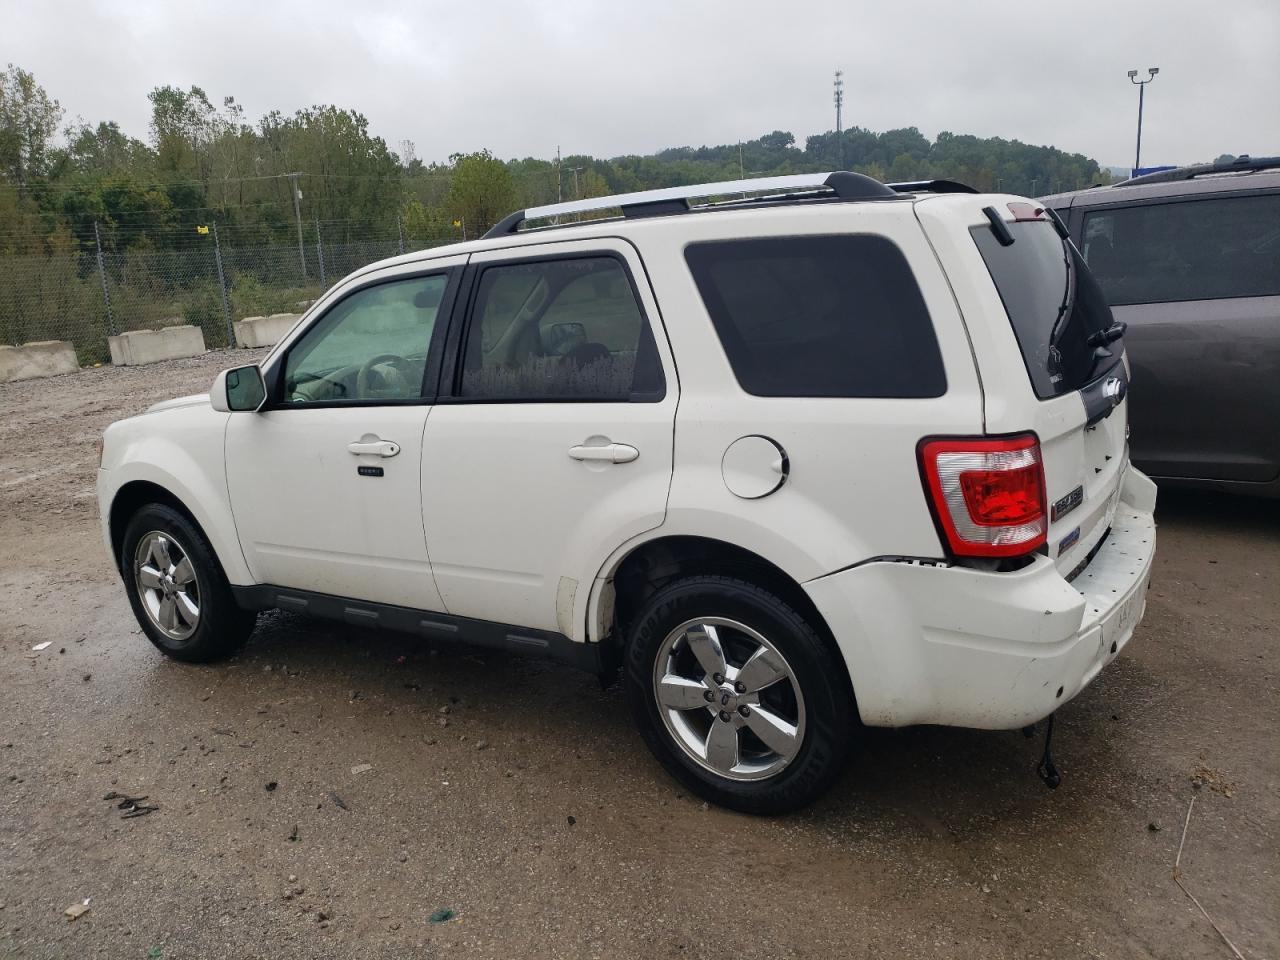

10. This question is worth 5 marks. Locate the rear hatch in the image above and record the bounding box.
[916,197,1129,576]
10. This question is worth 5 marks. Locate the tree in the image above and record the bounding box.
[0,73,1113,256]
[446,150,516,235]
[578,168,610,200]
[148,84,215,178]
[0,64,63,192]
[65,121,152,174]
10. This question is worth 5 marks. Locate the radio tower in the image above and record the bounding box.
[833,70,845,170]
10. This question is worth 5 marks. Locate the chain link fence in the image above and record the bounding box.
[0,216,462,366]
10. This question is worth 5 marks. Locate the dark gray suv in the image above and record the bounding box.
[1043,156,1280,497]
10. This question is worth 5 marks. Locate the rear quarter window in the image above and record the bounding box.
[683,234,947,398]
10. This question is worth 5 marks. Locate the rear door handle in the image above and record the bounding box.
[568,442,639,464]
[347,438,401,458]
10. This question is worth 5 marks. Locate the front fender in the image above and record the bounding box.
[98,415,253,586]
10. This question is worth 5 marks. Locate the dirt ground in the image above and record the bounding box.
[1,349,1276,960]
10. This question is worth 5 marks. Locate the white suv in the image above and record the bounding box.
[97,172,1157,813]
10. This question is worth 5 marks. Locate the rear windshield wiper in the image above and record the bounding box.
[1087,321,1127,348]
[1080,320,1128,381]
[1045,240,1076,377]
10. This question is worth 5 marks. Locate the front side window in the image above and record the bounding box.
[283,273,448,404]
[1081,193,1280,305]
[684,234,947,398]
[459,256,663,401]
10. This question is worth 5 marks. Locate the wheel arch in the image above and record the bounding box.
[105,471,252,585]
[590,534,856,704]
[109,481,194,570]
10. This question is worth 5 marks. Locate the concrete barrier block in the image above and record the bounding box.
[232,316,266,349]
[233,313,299,349]
[0,340,80,383]
[107,325,207,366]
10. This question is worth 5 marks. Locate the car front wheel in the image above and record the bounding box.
[623,575,856,814]
[121,503,257,662]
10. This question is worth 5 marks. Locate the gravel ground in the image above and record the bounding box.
[1,349,1276,960]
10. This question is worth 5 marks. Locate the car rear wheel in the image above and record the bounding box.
[624,575,856,814]
[121,503,256,662]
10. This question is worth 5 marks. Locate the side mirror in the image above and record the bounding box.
[211,365,267,412]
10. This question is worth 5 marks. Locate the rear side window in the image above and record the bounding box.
[459,256,664,402]
[1081,194,1280,304]
[971,221,1115,399]
[684,235,946,398]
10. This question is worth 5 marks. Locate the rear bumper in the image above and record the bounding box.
[805,468,1157,730]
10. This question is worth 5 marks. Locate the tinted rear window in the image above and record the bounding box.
[684,235,946,398]
[1081,193,1280,304]
[971,221,1115,399]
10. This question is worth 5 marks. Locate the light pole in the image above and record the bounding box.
[833,70,844,169]
[1127,67,1159,174]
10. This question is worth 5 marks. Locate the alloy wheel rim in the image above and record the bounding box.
[652,617,806,782]
[133,531,201,642]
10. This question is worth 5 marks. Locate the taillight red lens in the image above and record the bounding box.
[919,434,1047,558]
[959,466,1044,525]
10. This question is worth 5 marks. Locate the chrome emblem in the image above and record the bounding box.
[1052,485,1084,522]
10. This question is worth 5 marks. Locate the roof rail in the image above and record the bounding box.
[886,179,978,195]
[1118,154,1280,186]
[483,171,902,238]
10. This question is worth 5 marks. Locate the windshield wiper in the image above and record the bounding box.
[1045,241,1076,378]
[1079,320,1128,381]
[1087,321,1127,348]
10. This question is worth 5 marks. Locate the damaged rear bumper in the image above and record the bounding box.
[805,468,1158,730]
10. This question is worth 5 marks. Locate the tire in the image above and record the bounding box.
[623,575,856,814]
[120,503,257,663]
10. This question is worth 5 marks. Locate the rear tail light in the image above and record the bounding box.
[918,434,1047,558]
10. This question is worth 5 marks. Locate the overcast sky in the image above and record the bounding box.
[5,0,1278,170]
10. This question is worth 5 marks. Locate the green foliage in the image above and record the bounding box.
[445,150,517,236]
[228,273,324,319]
[181,278,226,344]
[66,121,151,175]
[1,62,1110,256]
[399,197,460,250]
[0,250,106,361]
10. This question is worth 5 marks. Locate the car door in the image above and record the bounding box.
[421,239,678,635]
[1078,191,1280,482]
[225,256,466,608]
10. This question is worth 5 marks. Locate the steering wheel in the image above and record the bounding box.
[355,354,409,398]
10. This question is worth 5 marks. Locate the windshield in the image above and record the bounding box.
[971,220,1117,399]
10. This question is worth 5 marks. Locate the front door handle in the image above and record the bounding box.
[347,438,401,458]
[568,442,639,464]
